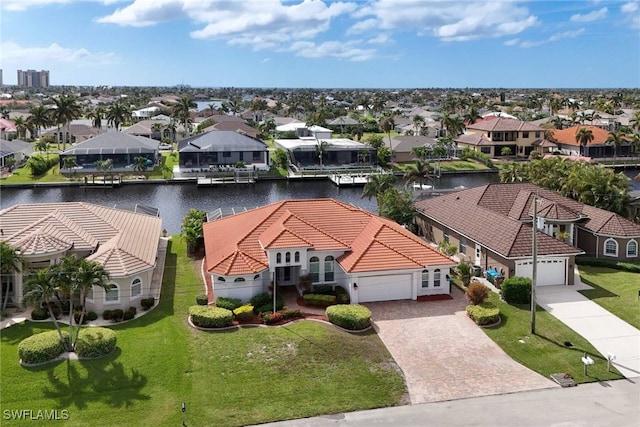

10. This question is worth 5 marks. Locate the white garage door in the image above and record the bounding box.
[515,258,566,286]
[359,274,412,302]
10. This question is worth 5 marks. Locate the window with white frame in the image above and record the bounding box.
[217,277,226,282]
[324,256,334,282]
[285,252,291,263]
[421,270,429,288]
[234,277,245,283]
[105,284,119,302]
[309,257,319,283]
[604,238,618,257]
[443,229,449,243]
[459,237,466,254]
[86,287,94,301]
[131,278,142,297]
[627,240,637,258]
[276,253,282,264]
[294,251,300,263]
[434,269,441,287]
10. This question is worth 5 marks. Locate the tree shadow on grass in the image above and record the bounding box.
[41,350,150,409]
[578,279,618,299]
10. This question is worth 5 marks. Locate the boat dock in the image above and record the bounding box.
[196,176,256,187]
[328,173,371,186]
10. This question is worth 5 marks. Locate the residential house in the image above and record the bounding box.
[0,202,162,312]
[177,130,269,170]
[456,117,550,158]
[552,125,630,158]
[276,122,333,139]
[43,123,99,145]
[389,135,438,163]
[0,138,32,171]
[59,132,160,171]
[274,137,376,170]
[416,183,640,286]
[203,199,456,304]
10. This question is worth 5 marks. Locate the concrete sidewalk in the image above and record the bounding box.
[536,282,640,379]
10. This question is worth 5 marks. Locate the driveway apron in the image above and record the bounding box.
[365,287,554,405]
[536,285,640,379]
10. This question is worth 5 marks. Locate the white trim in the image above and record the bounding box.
[104,283,120,304]
[131,277,142,298]
[604,238,618,257]
[626,239,638,258]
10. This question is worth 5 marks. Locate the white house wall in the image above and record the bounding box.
[211,271,268,302]
[85,269,154,313]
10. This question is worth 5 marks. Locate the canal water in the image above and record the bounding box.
[0,173,502,234]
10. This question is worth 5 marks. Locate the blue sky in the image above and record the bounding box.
[1,0,639,88]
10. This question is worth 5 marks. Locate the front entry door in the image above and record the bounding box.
[475,244,482,266]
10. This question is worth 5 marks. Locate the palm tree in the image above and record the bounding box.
[50,94,82,151]
[316,140,330,168]
[62,156,78,172]
[172,95,196,137]
[150,122,164,140]
[606,130,626,158]
[106,102,131,131]
[133,156,148,173]
[403,159,432,188]
[34,140,49,157]
[575,127,594,156]
[444,115,465,138]
[71,259,110,346]
[181,209,207,254]
[629,111,640,133]
[12,116,30,139]
[27,105,51,139]
[1,241,23,313]
[412,115,425,135]
[23,269,66,345]
[379,114,395,150]
[463,107,481,125]
[86,106,105,131]
[362,173,396,206]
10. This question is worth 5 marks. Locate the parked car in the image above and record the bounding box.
[159,143,172,150]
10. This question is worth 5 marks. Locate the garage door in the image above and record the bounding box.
[359,274,412,302]
[515,258,566,286]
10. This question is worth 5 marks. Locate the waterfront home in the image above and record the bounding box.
[275,137,377,170]
[416,183,640,285]
[455,117,551,158]
[552,125,630,158]
[58,132,160,171]
[389,135,438,163]
[43,123,100,145]
[0,202,162,313]
[203,199,456,303]
[275,122,333,139]
[0,138,32,172]
[177,130,269,171]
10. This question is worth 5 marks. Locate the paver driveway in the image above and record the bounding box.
[364,287,555,404]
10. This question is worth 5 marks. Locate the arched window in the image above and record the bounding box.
[309,257,319,283]
[295,251,300,262]
[105,284,119,302]
[627,240,637,258]
[604,238,618,257]
[433,269,441,287]
[276,253,282,264]
[217,277,226,282]
[254,274,261,280]
[131,278,142,297]
[421,270,429,288]
[234,277,245,282]
[324,256,334,282]
[285,252,291,263]
[86,287,94,300]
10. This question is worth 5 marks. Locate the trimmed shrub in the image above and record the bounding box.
[249,292,272,308]
[254,294,285,314]
[73,311,88,325]
[311,285,334,295]
[86,311,98,321]
[216,296,243,311]
[303,293,337,306]
[141,297,155,311]
[123,307,136,321]
[262,311,284,325]
[196,294,209,306]
[575,257,640,273]
[467,302,500,326]
[75,327,117,358]
[335,286,350,304]
[110,309,124,322]
[466,281,489,305]
[31,307,50,320]
[500,276,532,305]
[233,304,254,322]
[18,330,69,364]
[189,305,233,328]
[280,309,303,320]
[102,309,112,320]
[326,305,371,330]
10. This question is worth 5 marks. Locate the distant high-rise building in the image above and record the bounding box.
[16,69,50,88]
[0,69,3,87]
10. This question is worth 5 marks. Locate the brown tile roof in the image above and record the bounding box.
[552,125,610,146]
[0,202,162,277]
[455,133,494,146]
[580,204,640,237]
[466,118,544,132]
[204,199,455,275]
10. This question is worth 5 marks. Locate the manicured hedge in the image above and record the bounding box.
[335,286,350,304]
[576,257,640,273]
[252,292,284,314]
[262,311,284,325]
[216,297,243,311]
[466,302,500,325]
[233,304,254,322]
[189,305,233,328]
[19,330,69,364]
[500,276,531,305]
[75,327,117,358]
[141,297,155,311]
[196,294,209,306]
[326,305,371,330]
[31,307,50,321]
[303,293,337,306]
[249,292,272,308]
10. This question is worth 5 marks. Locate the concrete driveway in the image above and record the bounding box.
[364,287,555,404]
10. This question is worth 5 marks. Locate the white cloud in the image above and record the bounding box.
[621,1,639,13]
[569,7,608,22]
[512,29,585,48]
[2,0,121,13]
[1,41,119,65]
[504,38,519,46]
[368,34,391,44]
[261,58,270,63]
[621,1,640,28]
[284,41,375,61]
[350,0,538,41]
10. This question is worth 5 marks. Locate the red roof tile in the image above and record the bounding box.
[552,125,610,146]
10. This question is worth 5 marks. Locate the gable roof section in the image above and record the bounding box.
[204,199,455,276]
[466,117,544,132]
[580,204,640,237]
[60,132,158,155]
[0,202,162,277]
[455,133,494,146]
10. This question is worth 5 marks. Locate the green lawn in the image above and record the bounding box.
[394,159,488,174]
[480,292,623,383]
[0,237,405,427]
[578,266,640,329]
[0,160,70,184]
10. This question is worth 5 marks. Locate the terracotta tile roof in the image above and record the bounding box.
[0,202,162,277]
[552,125,610,146]
[466,118,544,132]
[455,133,494,146]
[204,199,455,275]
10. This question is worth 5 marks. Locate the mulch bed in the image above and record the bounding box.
[416,294,454,302]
